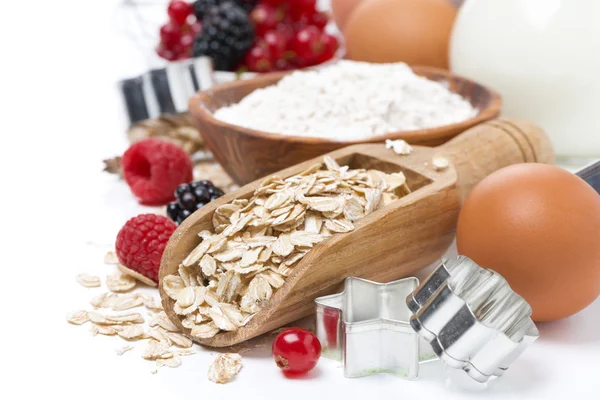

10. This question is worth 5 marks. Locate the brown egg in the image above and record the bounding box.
[344,0,457,68]
[331,0,366,32]
[457,164,600,322]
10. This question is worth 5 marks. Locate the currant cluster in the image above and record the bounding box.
[157,1,201,61]
[156,0,340,73]
[245,0,339,72]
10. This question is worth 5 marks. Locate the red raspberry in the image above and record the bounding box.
[115,214,177,283]
[122,139,193,205]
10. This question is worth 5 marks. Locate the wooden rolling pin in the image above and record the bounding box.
[159,119,554,347]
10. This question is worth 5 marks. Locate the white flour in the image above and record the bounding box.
[214,61,478,141]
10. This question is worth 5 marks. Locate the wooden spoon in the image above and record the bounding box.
[159,119,554,347]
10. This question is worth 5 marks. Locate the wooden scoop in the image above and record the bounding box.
[159,119,554,347]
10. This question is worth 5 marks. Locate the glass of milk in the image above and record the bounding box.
[450,0,600,165]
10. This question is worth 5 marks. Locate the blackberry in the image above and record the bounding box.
[192,2,255,71]
[167,180,225,225]
[193,0,257,19]
[192,0,220,19]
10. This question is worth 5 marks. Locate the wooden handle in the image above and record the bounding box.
[437,119,555,202]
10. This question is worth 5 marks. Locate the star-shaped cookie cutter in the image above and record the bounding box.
[315,277,435,379]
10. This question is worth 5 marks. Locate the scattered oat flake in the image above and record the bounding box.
[141,295,163,311]
[116,345,134,356]
[176,349,196,357]
[90,324,119,336]
[191,322,219,339]
[67,310,89,325]
[77,274,101,288]
[208,353,243,384]
[157,356,181,368]
[117,324,146,340]
[385,139,413,155]
[146,328,170,343]
[90,292,117,309]
[111,294,145,311]
[107,273,137,293]
[88,311,144,325]
[143,340,171,360]
[104,251,119,265]
[118,264,157,287]
[149,312,179,332]
[165,332,193,348]
[432,155,450,171]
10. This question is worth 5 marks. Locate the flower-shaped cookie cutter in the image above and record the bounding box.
[407,256,540,383]
[315,277,435,379]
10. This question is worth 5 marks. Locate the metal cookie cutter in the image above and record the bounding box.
[315,277,435,379]
[315,256,539,383]
[407,256,540,383]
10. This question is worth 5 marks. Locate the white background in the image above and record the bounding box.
[1,0,599,399]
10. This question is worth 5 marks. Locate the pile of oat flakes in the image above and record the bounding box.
[163,156,412,339]
[68,253,247,383]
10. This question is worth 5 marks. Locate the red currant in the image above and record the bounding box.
[250,4,279,37]
[244,43,274,73]
[168,1,193,26]
[314,33,338,64]
[288,0,317,21]
[263,30,287,60]
[275,58,293,71]
[261,0,286,6]
[290,26,325,65]
[160,22,183,48]
[310,11,329,30]
[276,23,295,42]
[156,45,177,61]
[179,32,195,58]
[272,328,321,375]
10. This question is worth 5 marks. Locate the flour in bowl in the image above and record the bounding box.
[213,61,478,141]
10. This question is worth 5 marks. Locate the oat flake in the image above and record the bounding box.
[208,353,243,384]
[432,155,450,171]
[116,345,134,356]
[67,310,89,325]
[76,274,101,288]
[106,273,137,293]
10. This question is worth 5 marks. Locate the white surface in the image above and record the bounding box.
[450,0,600,158]
[1,0,600,399]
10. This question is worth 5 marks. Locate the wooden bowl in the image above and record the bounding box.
[189,66,502,185]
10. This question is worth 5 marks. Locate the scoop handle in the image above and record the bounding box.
[437,119,555,202]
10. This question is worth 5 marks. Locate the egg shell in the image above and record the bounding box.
[344,0,457,68]
[457,163,600,322]
[331,0,366,32]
